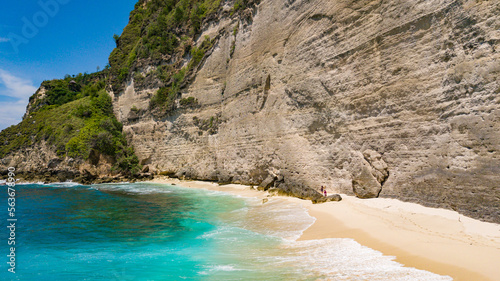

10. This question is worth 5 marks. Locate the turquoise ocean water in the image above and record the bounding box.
[0,182,452,280]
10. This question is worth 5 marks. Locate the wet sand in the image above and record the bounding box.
[150,177,500,281]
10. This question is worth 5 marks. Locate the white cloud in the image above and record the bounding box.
[0,69,37,99]
[0,69,38,131]
[0,99,30,131]
[0,37,9,43]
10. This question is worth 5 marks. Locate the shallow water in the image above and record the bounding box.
[0,183,452,280]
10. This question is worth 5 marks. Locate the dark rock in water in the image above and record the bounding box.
[56,170,75,182]
[312,194,342,204]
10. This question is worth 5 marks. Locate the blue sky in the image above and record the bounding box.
[0,0,139,130]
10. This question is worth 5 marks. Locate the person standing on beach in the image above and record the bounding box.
[324,189,327,197]
[320,186,324,193]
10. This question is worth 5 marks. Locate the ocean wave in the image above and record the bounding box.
[50,181,82,188]
[13,181,83,187]
[197,226,253,242]
[277,238,453,280]
[233,197,316,241]
[93,183,173,195]
[198,264,246,275]
[206,192,451,280]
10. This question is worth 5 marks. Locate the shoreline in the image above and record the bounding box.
[150,177,500,281]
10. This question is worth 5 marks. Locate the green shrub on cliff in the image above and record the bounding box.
[149,34,212,115]
[115,146,141,175]
[108,0,222,92]
[2,0,230,176]
[179,96,197,107]
[0,77,141,175]
[65,91,128,160]
[150,81,180,113]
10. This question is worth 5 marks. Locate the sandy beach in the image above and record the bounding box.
[150,177,500,281]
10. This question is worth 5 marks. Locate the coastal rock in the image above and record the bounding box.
[112,0,500,223]
[351,150,388,198]
[352,167,382,199]
[362,150,389,184]
[312,194,342,204]
[47,158,62,169]
[259,174,276,190]
[274,178,325,201]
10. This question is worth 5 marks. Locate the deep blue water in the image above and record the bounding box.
[0,183,307,281]
[0,182,453,281]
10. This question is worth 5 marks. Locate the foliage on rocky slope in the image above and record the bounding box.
[108,0,253,117]
[0,0,237,178]
[0,73,140,176]
[108,0,222,91]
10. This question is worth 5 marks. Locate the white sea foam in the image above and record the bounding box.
[199,227,230,240]
[108,183,454,280]
[232,197,316,241]
[15,181,80,187]
[277,239,453,280]
[50,181,82,188]
[228,196,452,280]
[94,183,173,194]
[198,264,245,275]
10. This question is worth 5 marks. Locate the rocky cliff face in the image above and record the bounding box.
[1,0,498,222]
[0,73,144,183]
[115,0,500,223]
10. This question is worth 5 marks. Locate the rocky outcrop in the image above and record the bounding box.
[0,141,152,184]
[312,194,343,204]
[113,0,500,223]
[0,142,80,174]
[351,150,388,198]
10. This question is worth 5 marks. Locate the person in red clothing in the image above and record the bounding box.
[323,189,327,197]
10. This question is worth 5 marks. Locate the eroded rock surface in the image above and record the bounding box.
[115,0,500,222]
[114,0,500,222]
[2,0,499,222]
[312,194,343,204]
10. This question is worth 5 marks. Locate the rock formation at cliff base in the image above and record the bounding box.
[119,0,500,222]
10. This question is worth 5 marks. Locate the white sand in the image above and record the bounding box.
[149,177,500,281]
